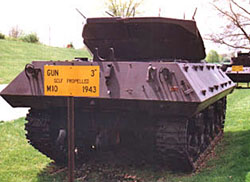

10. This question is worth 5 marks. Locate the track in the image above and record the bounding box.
[25,109,67,164]
[155,97,226,171]
[24,97,227,172]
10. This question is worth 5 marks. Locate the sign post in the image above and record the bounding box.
[232,65,243,87]
[232,65,243,72]
[67,96,75,182]
[44,65,100,182]
[44,65,99,97]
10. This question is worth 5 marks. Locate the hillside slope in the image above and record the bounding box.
[0,40,91,84]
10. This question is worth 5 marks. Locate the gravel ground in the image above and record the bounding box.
[0,84,29,121]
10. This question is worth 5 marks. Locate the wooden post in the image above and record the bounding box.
[67,96,75,182]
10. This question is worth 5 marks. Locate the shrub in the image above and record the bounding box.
[20,33,39,43]
[5,36,18,41]
[0,33,5,39]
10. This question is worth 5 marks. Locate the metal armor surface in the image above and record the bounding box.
[0,17,235,172]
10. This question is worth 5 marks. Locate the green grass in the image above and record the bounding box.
[1,89,250,182]
[0,39,91,84]
[173,89,250,182]
[1,40,250,181]
[0,118,65,182]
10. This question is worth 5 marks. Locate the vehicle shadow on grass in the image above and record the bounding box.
[36,130,250,182]
[36,163,66,182]
[36,147,177,182]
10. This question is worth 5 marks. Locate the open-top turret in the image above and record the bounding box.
[83,17,206,62]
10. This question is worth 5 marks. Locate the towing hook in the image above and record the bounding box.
[56,129,67,146]
[146,65,157,82]
[105,64,113,86]
[93,47,116,61]
[25,64,41,78]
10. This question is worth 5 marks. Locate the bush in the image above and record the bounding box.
[5,36,18,41]
[0,33,5,39]
[20,33,39,43]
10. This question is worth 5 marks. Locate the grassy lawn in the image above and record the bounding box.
[0,89,250,182]
[1,40,250,181]
[174,89,250,182]
[0,118,66,182]
[0,39,91,84]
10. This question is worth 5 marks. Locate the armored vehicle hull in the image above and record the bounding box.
[0,17,235,172]
[223,52,250,88]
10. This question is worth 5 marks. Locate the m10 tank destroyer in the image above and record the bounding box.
[0,17,235,172]
[222,52,250,88]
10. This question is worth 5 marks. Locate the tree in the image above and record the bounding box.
[208,0,250,50]
[206,50,220,63]
[9,26,23,38]
[105,0,143,17]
